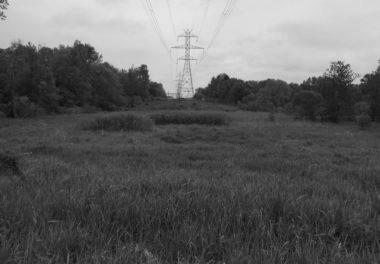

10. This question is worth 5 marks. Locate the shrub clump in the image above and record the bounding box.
[82,114,153,132]
[0,96,39,118]
[150,112,230,126]
[354,102,372,129]
[268,111,276,122]
[0,152,24,180]
[354,101,371,116]
[356,114,372,129]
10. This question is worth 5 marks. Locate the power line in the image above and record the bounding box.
[198,0,211,40]
[201,0,237,62]
[140,0,173,58]
[145,0,169,49]
[207,0,235,51]
[166,0,177,38]
[191,0,202,33]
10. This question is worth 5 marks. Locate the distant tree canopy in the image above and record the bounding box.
[197,76,292,112]
[0,41,166,118]
[292,90,323,121]
[360,64,380,121]
[255,79,291,111]
[0,0,8,20]
[197,60,380,123]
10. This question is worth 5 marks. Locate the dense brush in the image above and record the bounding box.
[150,112,230,126]
[81,114,154,132]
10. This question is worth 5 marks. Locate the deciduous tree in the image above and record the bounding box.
[316,61,359,122]
[360,62,380,121]
[293,90,323,121]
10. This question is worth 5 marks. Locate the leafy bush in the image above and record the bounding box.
[355,102,371,116]
[0,42,164,118]
[292,90,324,121]
[356,114,372,129]
[0,97,39,118]
[131,96,144,107]
[268,111,276,122]
[150,112,230,126]
[0,152,24,180]
[14,96,39,118]
[238,94,258,111]
[62,105,99,115]
[82,114,153,132]
[148,82,167,98]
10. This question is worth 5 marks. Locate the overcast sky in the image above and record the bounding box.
[1,0,380,93]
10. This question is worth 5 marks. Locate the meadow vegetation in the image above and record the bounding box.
[150,112,230,126]
[0,101,379,263]
[81,114,153,132]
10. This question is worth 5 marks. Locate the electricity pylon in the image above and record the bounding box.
[172,29,204,99]
[175,73,182,99]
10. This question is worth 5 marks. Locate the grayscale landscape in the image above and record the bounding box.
[0,0,379,263]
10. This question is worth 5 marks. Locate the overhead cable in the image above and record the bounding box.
[198,0,211,40]
[140,0,173,59]
[166,0,177,38]
[201,0,237,62]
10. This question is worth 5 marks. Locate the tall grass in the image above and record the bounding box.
[1,172,378,263]
[81,114,153,132]
[0,152,24,180]
[150,112,230,126]
[0,107,379,263]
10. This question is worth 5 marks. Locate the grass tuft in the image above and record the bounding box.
[150,112,230,126]
[268,111,276,122]
[0,152,24,179]
[81,114,153,132]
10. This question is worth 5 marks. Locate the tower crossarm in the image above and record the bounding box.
[171,45,204,50]
[177,34,198,39]
[171,45,186,49]
[178,56,197,61]
[189,45,204,50]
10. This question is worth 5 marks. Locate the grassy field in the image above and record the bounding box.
[0,101,379,263]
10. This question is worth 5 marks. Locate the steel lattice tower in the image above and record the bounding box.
[172,29,204,98]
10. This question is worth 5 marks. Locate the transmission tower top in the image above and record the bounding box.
[172,29,204,99]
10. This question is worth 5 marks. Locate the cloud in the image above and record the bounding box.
[51,8,145,34]
[274,19,378,51]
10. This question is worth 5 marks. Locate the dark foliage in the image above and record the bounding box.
[360,66,380,121]
[199,61,377,123]
[151,112,230,126]
[0,41,166,118]
[355,101,371,116]
[320,61,359,122]
[268,111,276,122]
[292,90,323,121]
[197,74,255,105]
[0,152,23,178]
[356,114,372,129]
[149,82,167,98]
[82,114,153,132]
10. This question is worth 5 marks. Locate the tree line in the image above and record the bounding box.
[0,41,166,118]
[195,61,380,124]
